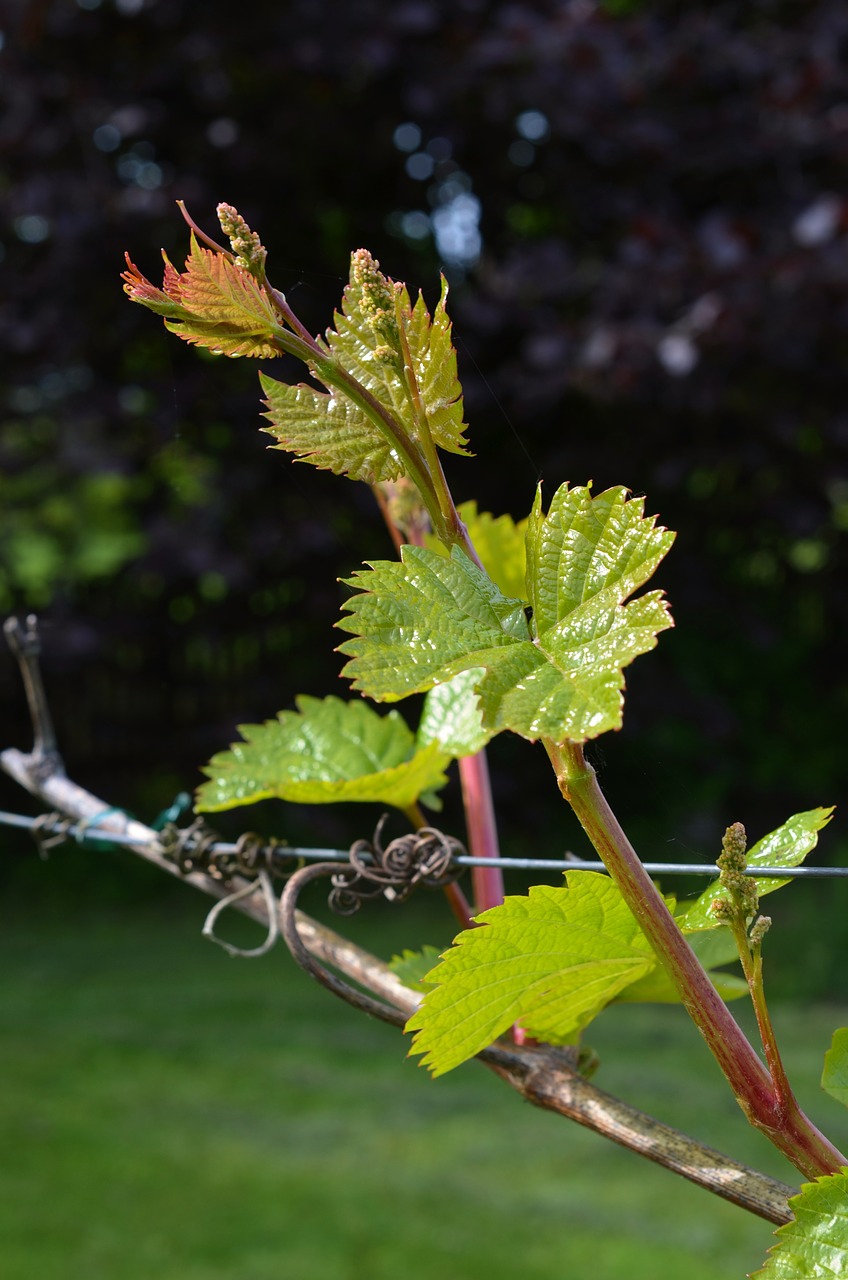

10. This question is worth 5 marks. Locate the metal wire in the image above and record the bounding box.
[2,807,846,878]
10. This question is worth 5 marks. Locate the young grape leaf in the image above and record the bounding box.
[260,374,405,483]
[122,235,284,358]
[195,695,450,813]
[406,872,664,1076]
[822,1029,848,1109]
[417,669,493,758]
[674,808,834,932]
[751,1171,848,1277]
[338,483,674,745]
[388,946,443,994]
[425,501,528,600]
[325,253,470,457]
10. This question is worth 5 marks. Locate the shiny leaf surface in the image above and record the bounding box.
[260,374,404,483]
[614,913,749,1007]
[195,694,450,812]
[338,483,674,744]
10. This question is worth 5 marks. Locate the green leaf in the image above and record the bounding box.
[338,483,674,745]
[822,1028,848,1109]
[388,946,443,994]
[260,373,405,484]
[326,257,470,458]
[425,501,527,600]
[751,1171,848,1277]
[195,695,450,813]
[417,669,493,758]
[406,872,662,1076]
[674,808,834,932]
[338,541,530,698]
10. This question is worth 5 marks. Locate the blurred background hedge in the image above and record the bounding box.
[3,0,848,986]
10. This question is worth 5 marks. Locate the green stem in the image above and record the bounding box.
[267,285,319,348]
[393,299,485,571]
[544,738,846,1179]
[732,922,796,1112]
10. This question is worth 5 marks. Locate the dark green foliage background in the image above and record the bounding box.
[3,1,848,985]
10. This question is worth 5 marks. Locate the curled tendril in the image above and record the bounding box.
[328,816,466,916]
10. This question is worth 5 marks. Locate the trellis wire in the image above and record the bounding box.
[1,808,846,878]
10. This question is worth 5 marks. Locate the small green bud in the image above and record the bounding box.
[748,915,772,948]
[217,203,267,281]
[711,897,734,922]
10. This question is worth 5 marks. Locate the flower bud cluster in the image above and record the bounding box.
[748,915,772,948]
[217,204,267,281]
[716,821,759,920]
[351,249,402,354]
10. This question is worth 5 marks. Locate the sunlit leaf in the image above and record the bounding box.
[751,1171,848,1277]
[338,483,674,745]
[195,694,450,813]
[822,1028,848,1109]
[260,374,405,483]
[674,808,834,932]
[406,872,662,1076]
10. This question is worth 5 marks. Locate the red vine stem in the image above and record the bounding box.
[544,739,846,1180]
[458,753,505,915]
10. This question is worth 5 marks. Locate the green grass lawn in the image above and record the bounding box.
[2,869,846,1280]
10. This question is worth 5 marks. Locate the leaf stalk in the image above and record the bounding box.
[731,920,797,1114]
